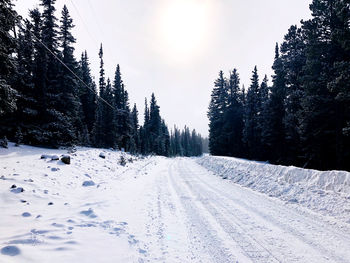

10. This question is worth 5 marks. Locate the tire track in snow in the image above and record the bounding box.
[175,160,281,263]
[168,160,243,263]
[188,159,350,263]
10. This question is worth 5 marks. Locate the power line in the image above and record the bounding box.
[11,10,115,110]
[85,0,119,66]
[69,0,99,46]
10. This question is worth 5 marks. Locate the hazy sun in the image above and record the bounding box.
[157,0,213,62]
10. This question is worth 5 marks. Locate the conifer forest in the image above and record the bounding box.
[208,1,350,171]
[0,0,203,157]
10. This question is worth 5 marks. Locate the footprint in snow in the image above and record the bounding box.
[1,246,20,256]
[82,180,95,187]
[51,223,65,228]
[11,187,24,193]
[80,208,97,218]
[22,212,31,217]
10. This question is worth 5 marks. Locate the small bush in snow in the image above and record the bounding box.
[119,155,126,166]
[14,128,23,146]
[0,137,8,148]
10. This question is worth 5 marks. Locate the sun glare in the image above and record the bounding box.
[157,0,212,62]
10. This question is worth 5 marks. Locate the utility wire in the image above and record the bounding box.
[86,0,119,66]
[11,11,115,110]
[69,0,99,46]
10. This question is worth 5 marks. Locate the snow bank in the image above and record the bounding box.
[196,155,350,223]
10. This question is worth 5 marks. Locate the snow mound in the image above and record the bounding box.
[196,155,350,222]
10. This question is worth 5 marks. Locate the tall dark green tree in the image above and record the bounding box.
[131,104,140,153]
[57,4,82,144]
[79,50,96,135]
[223,69,244,157]
[299,0,350,169]
[13,18,41,143]
[261,44,287,162]
[0,0,17,120]
[92,44,107,147]
[149,93,162,154]
[243,66,261,159]
[281,25,306,165]
[208,71,227,155]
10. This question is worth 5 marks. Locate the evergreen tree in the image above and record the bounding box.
[12,18,41,144]
[261,44,287,162]
[131,104,140,153]
[281,25,306,165]
[208,71,227,155]
[149,93,162,154]
[223,69,244,157]
[92,44,107,147]
[0,0,17,119]
[57,5,82,144]
[39,0,64,146]
[299,0,350,169]
[79,51,96,135]
[243,66,261,159]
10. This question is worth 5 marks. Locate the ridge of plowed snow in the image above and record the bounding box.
[196,155,350,223]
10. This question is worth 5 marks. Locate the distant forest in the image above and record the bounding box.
[0,0,203,157]
[208,0,350,171]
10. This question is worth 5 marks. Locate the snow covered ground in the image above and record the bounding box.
[196,155,350,223]
[1,144,350,262]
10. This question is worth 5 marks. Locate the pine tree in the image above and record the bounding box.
[299,0,349,169]
[104,78,117,148]
[149,93,162,154]
[208,71,227,155]
[39,0,65,146]
[281,25,306,165]
[92,44,107,147]
[57,5,82,144]
[12,17,42,144]
[243,66,261,159]
[131,104,140,153]
[79,51,96,135]
[223,68,244,157]
[0,0,17,119]
[261,44,287,163]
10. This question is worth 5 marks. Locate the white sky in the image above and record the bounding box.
[14,0,312,136]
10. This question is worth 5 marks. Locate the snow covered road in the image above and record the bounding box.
[1,145,350,262]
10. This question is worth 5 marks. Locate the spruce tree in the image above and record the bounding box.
[0,0,17,119]
[208,71,227,155]
[92,44,107,147]
[79,51,96,135]
[262,44,287,163]
[281,25,306,165]
[57,5,82,144]
[223,69,244,157]
[243,66,261,159]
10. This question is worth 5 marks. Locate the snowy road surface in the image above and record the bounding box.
[1,145,350,262]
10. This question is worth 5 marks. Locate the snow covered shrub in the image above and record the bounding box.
[14,127,23,146]
[119,155,126,166]
[0,136,8,148]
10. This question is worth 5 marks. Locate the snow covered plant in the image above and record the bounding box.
[119,155,127,166]
[0,137,8,148]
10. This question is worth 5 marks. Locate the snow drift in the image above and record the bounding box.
[196,155,350,223]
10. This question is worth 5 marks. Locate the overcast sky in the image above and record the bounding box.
[14,0,312,136]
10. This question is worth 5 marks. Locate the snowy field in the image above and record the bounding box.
[1,144,350,262]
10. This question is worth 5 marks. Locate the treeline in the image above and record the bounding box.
[0,0,203,157]
[208,0,350,171]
